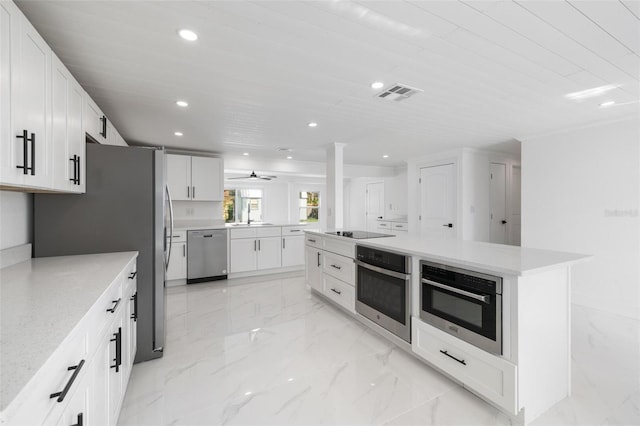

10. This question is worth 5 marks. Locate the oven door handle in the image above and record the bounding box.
[421,278,490,304]
[355,259,410,280]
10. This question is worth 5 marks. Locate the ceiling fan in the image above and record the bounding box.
[227,170,277,181]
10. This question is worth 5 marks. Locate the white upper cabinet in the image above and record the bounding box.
[82,93,107,144]
[166,154,223,201]
[0,0,52,189]
[51,53,85,193]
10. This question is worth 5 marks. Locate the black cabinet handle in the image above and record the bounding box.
[71,413,83,426]
[187,186,190,198]
[440,350,466,365]
[106,298,121,313]
[331,288,342,295]
[131,291,138,321]
[501,220,507,224]
[16,130,35,175]
[317,252,321,267]
[69,155,80,184]
[258,240,261,251]
[76,156,81,185]
[330,264,341,270]
[100,116,107,138]
[128,271,137,279]
[442,223,453,228]
[110,327,122,372]
[282,238,285,249]
[49,360,85,402]
[307,238,316,243]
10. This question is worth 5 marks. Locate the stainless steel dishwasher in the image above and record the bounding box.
[187,229,228,284]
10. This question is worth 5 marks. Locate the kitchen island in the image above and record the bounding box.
[304,230,590,425]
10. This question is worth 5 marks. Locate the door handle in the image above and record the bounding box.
[442,223,453,228]
[501,220,507,224]
[377,216,383,219]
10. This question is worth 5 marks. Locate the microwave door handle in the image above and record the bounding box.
[421,278,490,304]
[354,259,410,280]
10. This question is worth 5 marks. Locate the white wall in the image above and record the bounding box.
[522,119,640,320]
[0,191,32,250]
[172,201,223,222]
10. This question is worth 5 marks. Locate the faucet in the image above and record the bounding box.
[247,201,251,225]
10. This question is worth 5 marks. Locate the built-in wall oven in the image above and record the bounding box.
[355,245,411,342]
[420,260,502,355]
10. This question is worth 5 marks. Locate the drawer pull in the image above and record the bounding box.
[128,271,137,279]
[330,288,342,295]
[110,327,122,372]
[71,413,83,426]
[106,298,121,313]
[290,229,301,232]
[395,225,403,228]
[308,238,316,243]
[330,264,342,270]
[49,360,85,402]
[440,349,466,365]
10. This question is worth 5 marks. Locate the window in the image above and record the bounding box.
[299,191,319,223]
[224,189,263,223]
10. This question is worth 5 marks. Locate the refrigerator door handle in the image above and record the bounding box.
[165,185,174,271]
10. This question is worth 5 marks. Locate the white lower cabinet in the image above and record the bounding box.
[305,246,323,292]
[230,238,258,273]
[256,236,281,270]
[323,274,355,313]
[4,255,137,426]
[412,317,517,414]
[166,241,187,280]
[229,227,283,273]
[282,235,305,267]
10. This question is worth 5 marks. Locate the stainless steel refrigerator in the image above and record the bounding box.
[33,143,172,363]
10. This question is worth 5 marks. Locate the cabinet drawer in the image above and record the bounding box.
[304,233,322,248]
[391,222,408,232]
[323,237,355,258]
[377,221,391,230]
[322,251,355,286]
[412,317,517,414]
[323,275,355,314]
[230,228,256,239]
[282,226,306,235]
[170,230,187,243]
[256,226,281,238]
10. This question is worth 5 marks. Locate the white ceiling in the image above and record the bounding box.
[15,0,640,168]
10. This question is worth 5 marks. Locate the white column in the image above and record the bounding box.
[326,143,345,230]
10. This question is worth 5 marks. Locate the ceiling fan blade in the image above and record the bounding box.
[227,176,248,180]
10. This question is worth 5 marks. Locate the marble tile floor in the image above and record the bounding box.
[118,273,640,426]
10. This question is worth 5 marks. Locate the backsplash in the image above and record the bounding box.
[172,201,223,221]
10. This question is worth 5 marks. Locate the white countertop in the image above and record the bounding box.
[0,251,138,411]
[174,222,309,232]
[307,230,590,276]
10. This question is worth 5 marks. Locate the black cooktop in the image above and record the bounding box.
[325,230,393,239]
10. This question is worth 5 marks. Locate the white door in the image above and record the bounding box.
[230,238,257,272]
[419,164,456,238]
[282,235,305,267]
[166,154,191,200]
[509,165,522,246]
[256,237,282,270]
[165,241,186,280]
[490,163,508,244]
[191,156,223,201]
[305,247,323,292]
[365,182,384,231]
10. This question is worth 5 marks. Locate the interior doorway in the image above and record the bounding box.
[365,182,384,231]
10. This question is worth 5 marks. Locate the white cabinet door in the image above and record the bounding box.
[166,241,187,280]
[166,154,191,201]
[51,53,84,193]
[82,93,106,144]
[191,156,223,201]
[1,2,52,189]
[282,235,305,267]
[0,2,17,185]
[106,119,116,146]
[107,315,125,425]
[256,237,281,270]
[90,334,110,426]
[230,238,257,273]
[305,246,323,292]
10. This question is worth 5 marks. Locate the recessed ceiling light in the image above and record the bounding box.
[242,152,249,156]
[178,29,198,41]
[176,100,188,107]
[308,122,318,128]
[371,81,384,89]
[599,101,615,107]
[174,131,183,136]
[286,156,293,160]
[382,154,389,158]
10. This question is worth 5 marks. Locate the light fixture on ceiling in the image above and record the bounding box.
[308,122,318,128]
[599,101,615,107]
[174,131,183,136]
[371,81,384,89]
[178,29,198,41]
[242,152,249,156]
[382,154,389,158]
[565,84,618,101]
[286,156,293,160]
[176,100,188,107]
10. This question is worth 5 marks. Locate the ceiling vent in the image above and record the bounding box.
[376,84,423,101]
